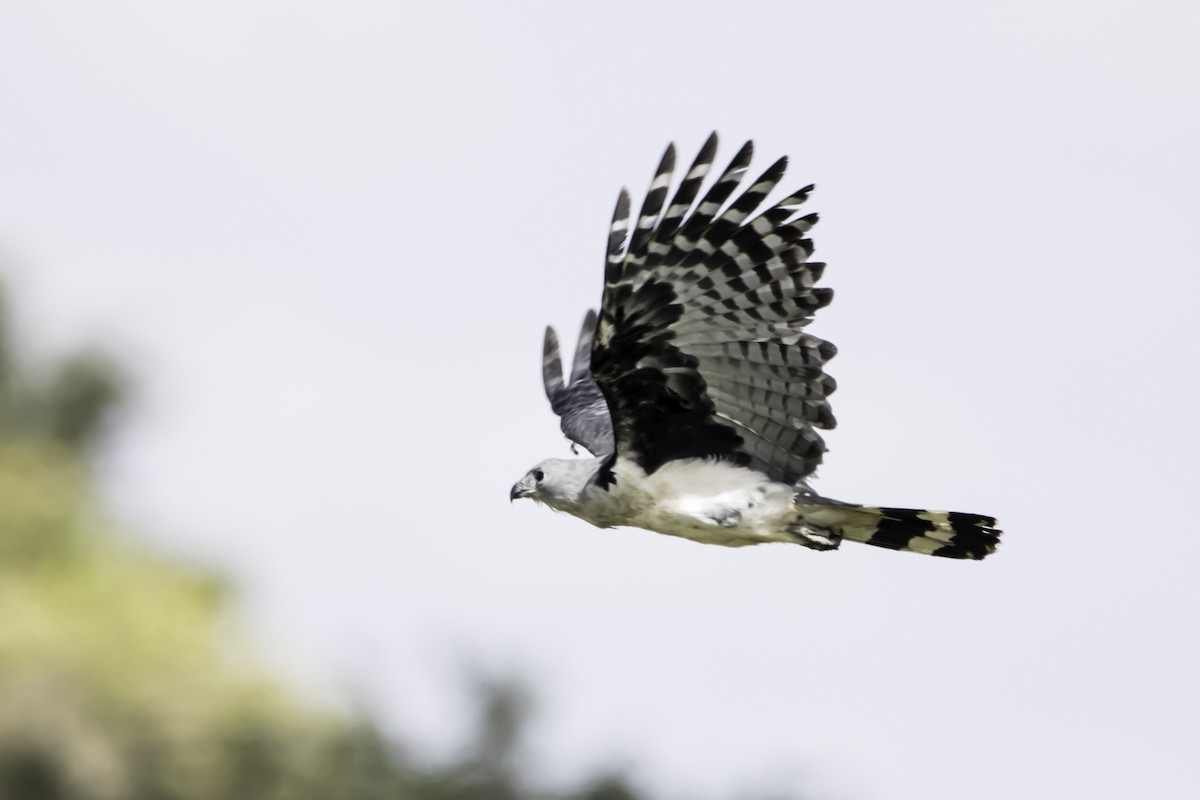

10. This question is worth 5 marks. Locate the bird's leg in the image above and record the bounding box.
[786,521,842,551]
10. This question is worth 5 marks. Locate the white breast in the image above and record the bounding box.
[582,457,799,547]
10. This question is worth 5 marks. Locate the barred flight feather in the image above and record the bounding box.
[626,145,676,270]
[667,141,754,262]
[698,365,835,400]
[643,134,717,266]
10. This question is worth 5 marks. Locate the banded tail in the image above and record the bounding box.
[796,501,1001,560]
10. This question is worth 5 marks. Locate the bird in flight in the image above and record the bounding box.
[511,134,1000,559]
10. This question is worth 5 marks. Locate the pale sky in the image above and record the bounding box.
[2,2,1199,798]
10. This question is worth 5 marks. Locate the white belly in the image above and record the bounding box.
[581,457,800,547]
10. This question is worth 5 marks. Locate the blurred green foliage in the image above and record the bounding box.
[0,286,126,454]
[0,283,777,800]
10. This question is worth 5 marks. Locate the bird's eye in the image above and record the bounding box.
[533,469,544,482]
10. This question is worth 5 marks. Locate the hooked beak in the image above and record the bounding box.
[510,476,536,503]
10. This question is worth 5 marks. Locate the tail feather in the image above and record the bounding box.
[796,502,1001,560]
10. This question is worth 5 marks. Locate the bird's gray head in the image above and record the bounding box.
[510,457,600,513]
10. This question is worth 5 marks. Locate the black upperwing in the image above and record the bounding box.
[588,134,837,487]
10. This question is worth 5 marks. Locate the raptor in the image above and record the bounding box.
[511,134,1000,559]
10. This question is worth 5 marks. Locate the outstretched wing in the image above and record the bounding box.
[591,133,836,486]
[542,311,615,457]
